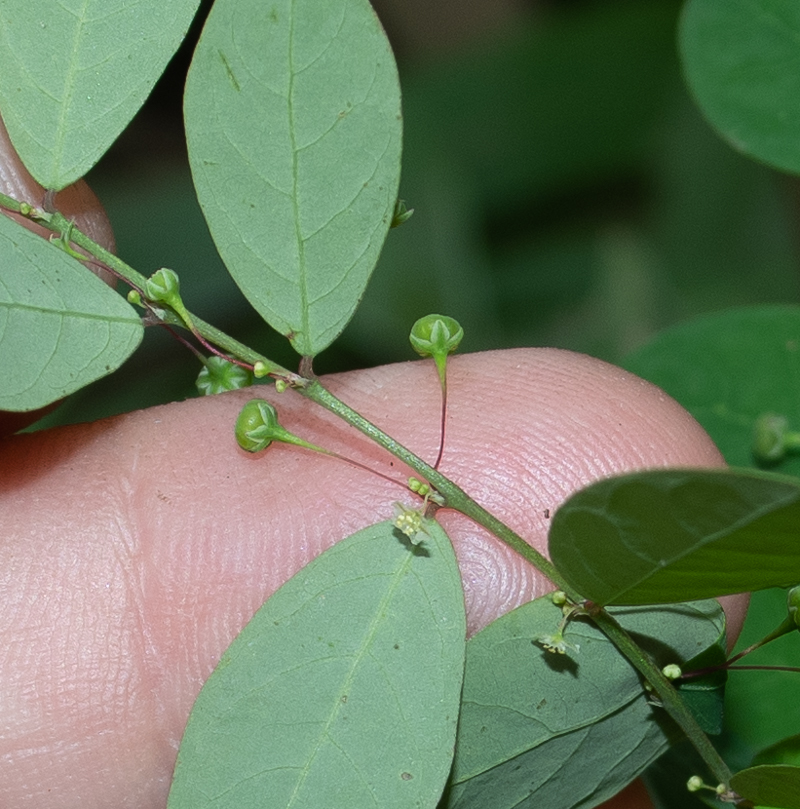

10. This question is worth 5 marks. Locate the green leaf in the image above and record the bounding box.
[755,735,800,768]
[443,598,724,809]
[679,0,800,175]
[184,0,402,357]
[548,468,800,606]
[731,764,800,809]
[0,0,202,190]
[0,216,142,411]
[623,305,800,474]
[167,519,466,809]
[676,620,728,736]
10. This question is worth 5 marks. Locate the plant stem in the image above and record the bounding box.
[0,198,302,384]
[301,379,566,585]
[300,378,734,789]
[2,201,734,791]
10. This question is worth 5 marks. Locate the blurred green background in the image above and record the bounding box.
[35,0,800,427]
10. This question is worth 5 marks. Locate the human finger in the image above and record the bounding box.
[0,348,744,808]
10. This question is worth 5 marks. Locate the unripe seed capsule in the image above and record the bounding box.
[144,268,181,304]
[235,399,280,452]
[409,314,463,359]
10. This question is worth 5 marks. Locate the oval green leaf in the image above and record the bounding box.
[0,216,143,411]
[623,305,800,474]
[0,0,202,190]
[679,0,800,175]
[444,598,724,809]
[731,764,800,809]
[549,468,800,606]
[184,0,402,357]
[167,519,466,809]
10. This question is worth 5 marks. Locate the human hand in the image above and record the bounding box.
[0,132,747,809]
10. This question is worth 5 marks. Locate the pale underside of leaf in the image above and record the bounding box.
[167,519,465,809]
[0,215,142,410]
[0,0,201,189]
[443,598,723,809]
[185,0,402,357]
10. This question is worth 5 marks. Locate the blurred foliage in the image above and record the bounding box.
[34,0,799,428]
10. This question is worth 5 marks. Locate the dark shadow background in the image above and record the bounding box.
[35,0,800,427]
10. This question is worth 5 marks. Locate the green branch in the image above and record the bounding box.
[0,198,734,794]
[299,379,734,792]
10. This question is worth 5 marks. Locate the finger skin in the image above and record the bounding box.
[0,349,745,808]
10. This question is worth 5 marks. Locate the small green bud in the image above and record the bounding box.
[409,314,463,359]
[19,202,33,216]
[144,268,181,304]
[714,783,726,796]
[686,776,704,793]
[253,361,269,378]
[752,412,800,465]
[275,379,288,393]
[235,399,281,452]
[662,664,682,680]
[788,584,800,628]
[551,591,567,606]
[127,290,142,306]
[390,199,414,228]
[196,356,254,396]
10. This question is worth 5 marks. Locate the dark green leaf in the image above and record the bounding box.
[679,0,800,175]
[167,519,465,809]
[731,764,800,809]
[0,216,142,410]
[549,468,800,605]
[725,589,800,760]
[623,305,800,474]
[184,0,402,357]
[676,620,728,736]
[443,598,724,809]
[0,0,202,189]
[755,735,800,768]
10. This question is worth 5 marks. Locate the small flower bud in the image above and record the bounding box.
[551,591,567,606]
[662,664,682,680]
[390,199,414,228]
[127,290,142,306]
[687,776,704,792]
[253,361,270,378]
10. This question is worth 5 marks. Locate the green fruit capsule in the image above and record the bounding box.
[196,357,254,396]
[409,314,463,359]
[235,399,281,452]
[144,267,181,304]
